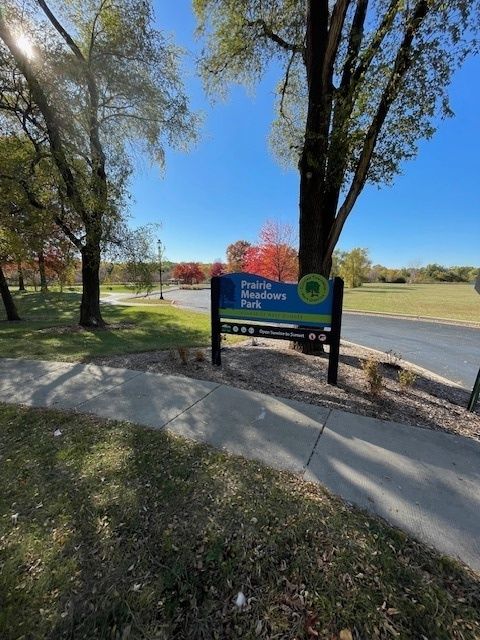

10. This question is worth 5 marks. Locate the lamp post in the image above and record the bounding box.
[157,239,164,300]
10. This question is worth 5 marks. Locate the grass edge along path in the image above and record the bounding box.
[1,404,479,640]
[0,292,212,361]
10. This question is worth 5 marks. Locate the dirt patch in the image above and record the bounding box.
[90,339,480,442]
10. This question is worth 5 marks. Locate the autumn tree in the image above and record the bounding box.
[338,247,371,288]
[226,240,251,272]
[210,261,226,277]
[259,220,298,281]
[243,220,298,281]
[173,262,204,285]
[243,246,263,276]
[44,244,77,291]
[194,0,479,279]
[0,0,198,326]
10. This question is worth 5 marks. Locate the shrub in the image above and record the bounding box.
[384,349,402,369]
[177,346,189,365]
[194,350,206,362]
[398,369,417,390]
[362,358,383,396]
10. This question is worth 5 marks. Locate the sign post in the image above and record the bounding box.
[327,277,344,385]
[467,276,480,411]
[211,275,221,366]
[211,272,344,385]
[467,368,480,412]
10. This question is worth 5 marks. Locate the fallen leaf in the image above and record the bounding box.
[53,429,62,437]
[339,630,353,640]
[235,591,246,608]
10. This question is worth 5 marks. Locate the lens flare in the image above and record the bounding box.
[16,34,35,60]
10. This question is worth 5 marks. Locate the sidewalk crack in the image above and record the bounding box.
[73,370,144,409]
[304,409,332,471]
[159,383,223,430]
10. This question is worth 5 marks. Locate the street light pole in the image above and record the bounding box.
[157,239,164,300]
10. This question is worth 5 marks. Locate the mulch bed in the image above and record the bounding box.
[90,339,480,442]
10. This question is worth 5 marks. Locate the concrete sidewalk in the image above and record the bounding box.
[1,357,479,572]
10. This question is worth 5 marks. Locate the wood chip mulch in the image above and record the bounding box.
[90,339,480,442]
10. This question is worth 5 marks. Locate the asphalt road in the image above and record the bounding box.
[161,288,480,389]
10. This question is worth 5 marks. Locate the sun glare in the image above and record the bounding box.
[16,34,35,60]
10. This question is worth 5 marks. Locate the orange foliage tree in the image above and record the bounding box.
[244,220,298,282]
[173,262,204,285]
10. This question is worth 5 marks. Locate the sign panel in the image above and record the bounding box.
[218,272,333,327]
[211,273,344,385]
[220,322,331,343]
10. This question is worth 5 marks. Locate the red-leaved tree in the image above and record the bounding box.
[244,220,298,282]
[210,261,226,278]
[173,262,204,285]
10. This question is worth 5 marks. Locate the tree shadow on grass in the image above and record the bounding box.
[347,286,415,293]
[1,404,479,640]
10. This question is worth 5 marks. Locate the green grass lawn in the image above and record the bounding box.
[0,404,478,639]
[0,292,210,361]
[100,284,175,294]
[343,282,479,322]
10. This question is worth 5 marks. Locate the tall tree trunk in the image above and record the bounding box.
[0,264,21,321]
[38,250,48,292]
[79,239,105,328]
[17,261,26,291]
[298,171,336,279]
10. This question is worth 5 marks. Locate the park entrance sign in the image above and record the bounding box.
[211,273,344,384]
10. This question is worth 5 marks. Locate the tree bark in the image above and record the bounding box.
[79,240,105,328]
[17,261,26,291]
[0,264,21,321]
[38,251,48,292]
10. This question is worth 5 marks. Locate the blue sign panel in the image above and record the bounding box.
[218,272,334,327]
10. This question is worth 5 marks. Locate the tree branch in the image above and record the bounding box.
[36,0,86,62]
[55,214,83,250]
[0,16,89,224]
[36,0,107,206]
[246,19,304,55]
[349,0,401,91]
[324,0,369,208]
[339,0,369,92]
[327,0,429,258]
[322,0,352,88]
[279,51,297,121]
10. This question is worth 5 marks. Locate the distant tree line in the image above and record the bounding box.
[6,242,475,293]
[367,263,478,285]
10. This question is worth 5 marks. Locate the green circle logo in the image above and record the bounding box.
[297,274,329,304]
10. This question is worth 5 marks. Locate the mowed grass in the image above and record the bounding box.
[343,282,479,322]
[0,292,210,361]
[1,404,479,640]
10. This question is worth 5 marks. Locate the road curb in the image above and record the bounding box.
[344,310,480,329]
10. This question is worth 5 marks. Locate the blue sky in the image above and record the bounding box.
[128,1,480,268]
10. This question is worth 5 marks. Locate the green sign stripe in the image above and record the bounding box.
[219,308,332,324]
